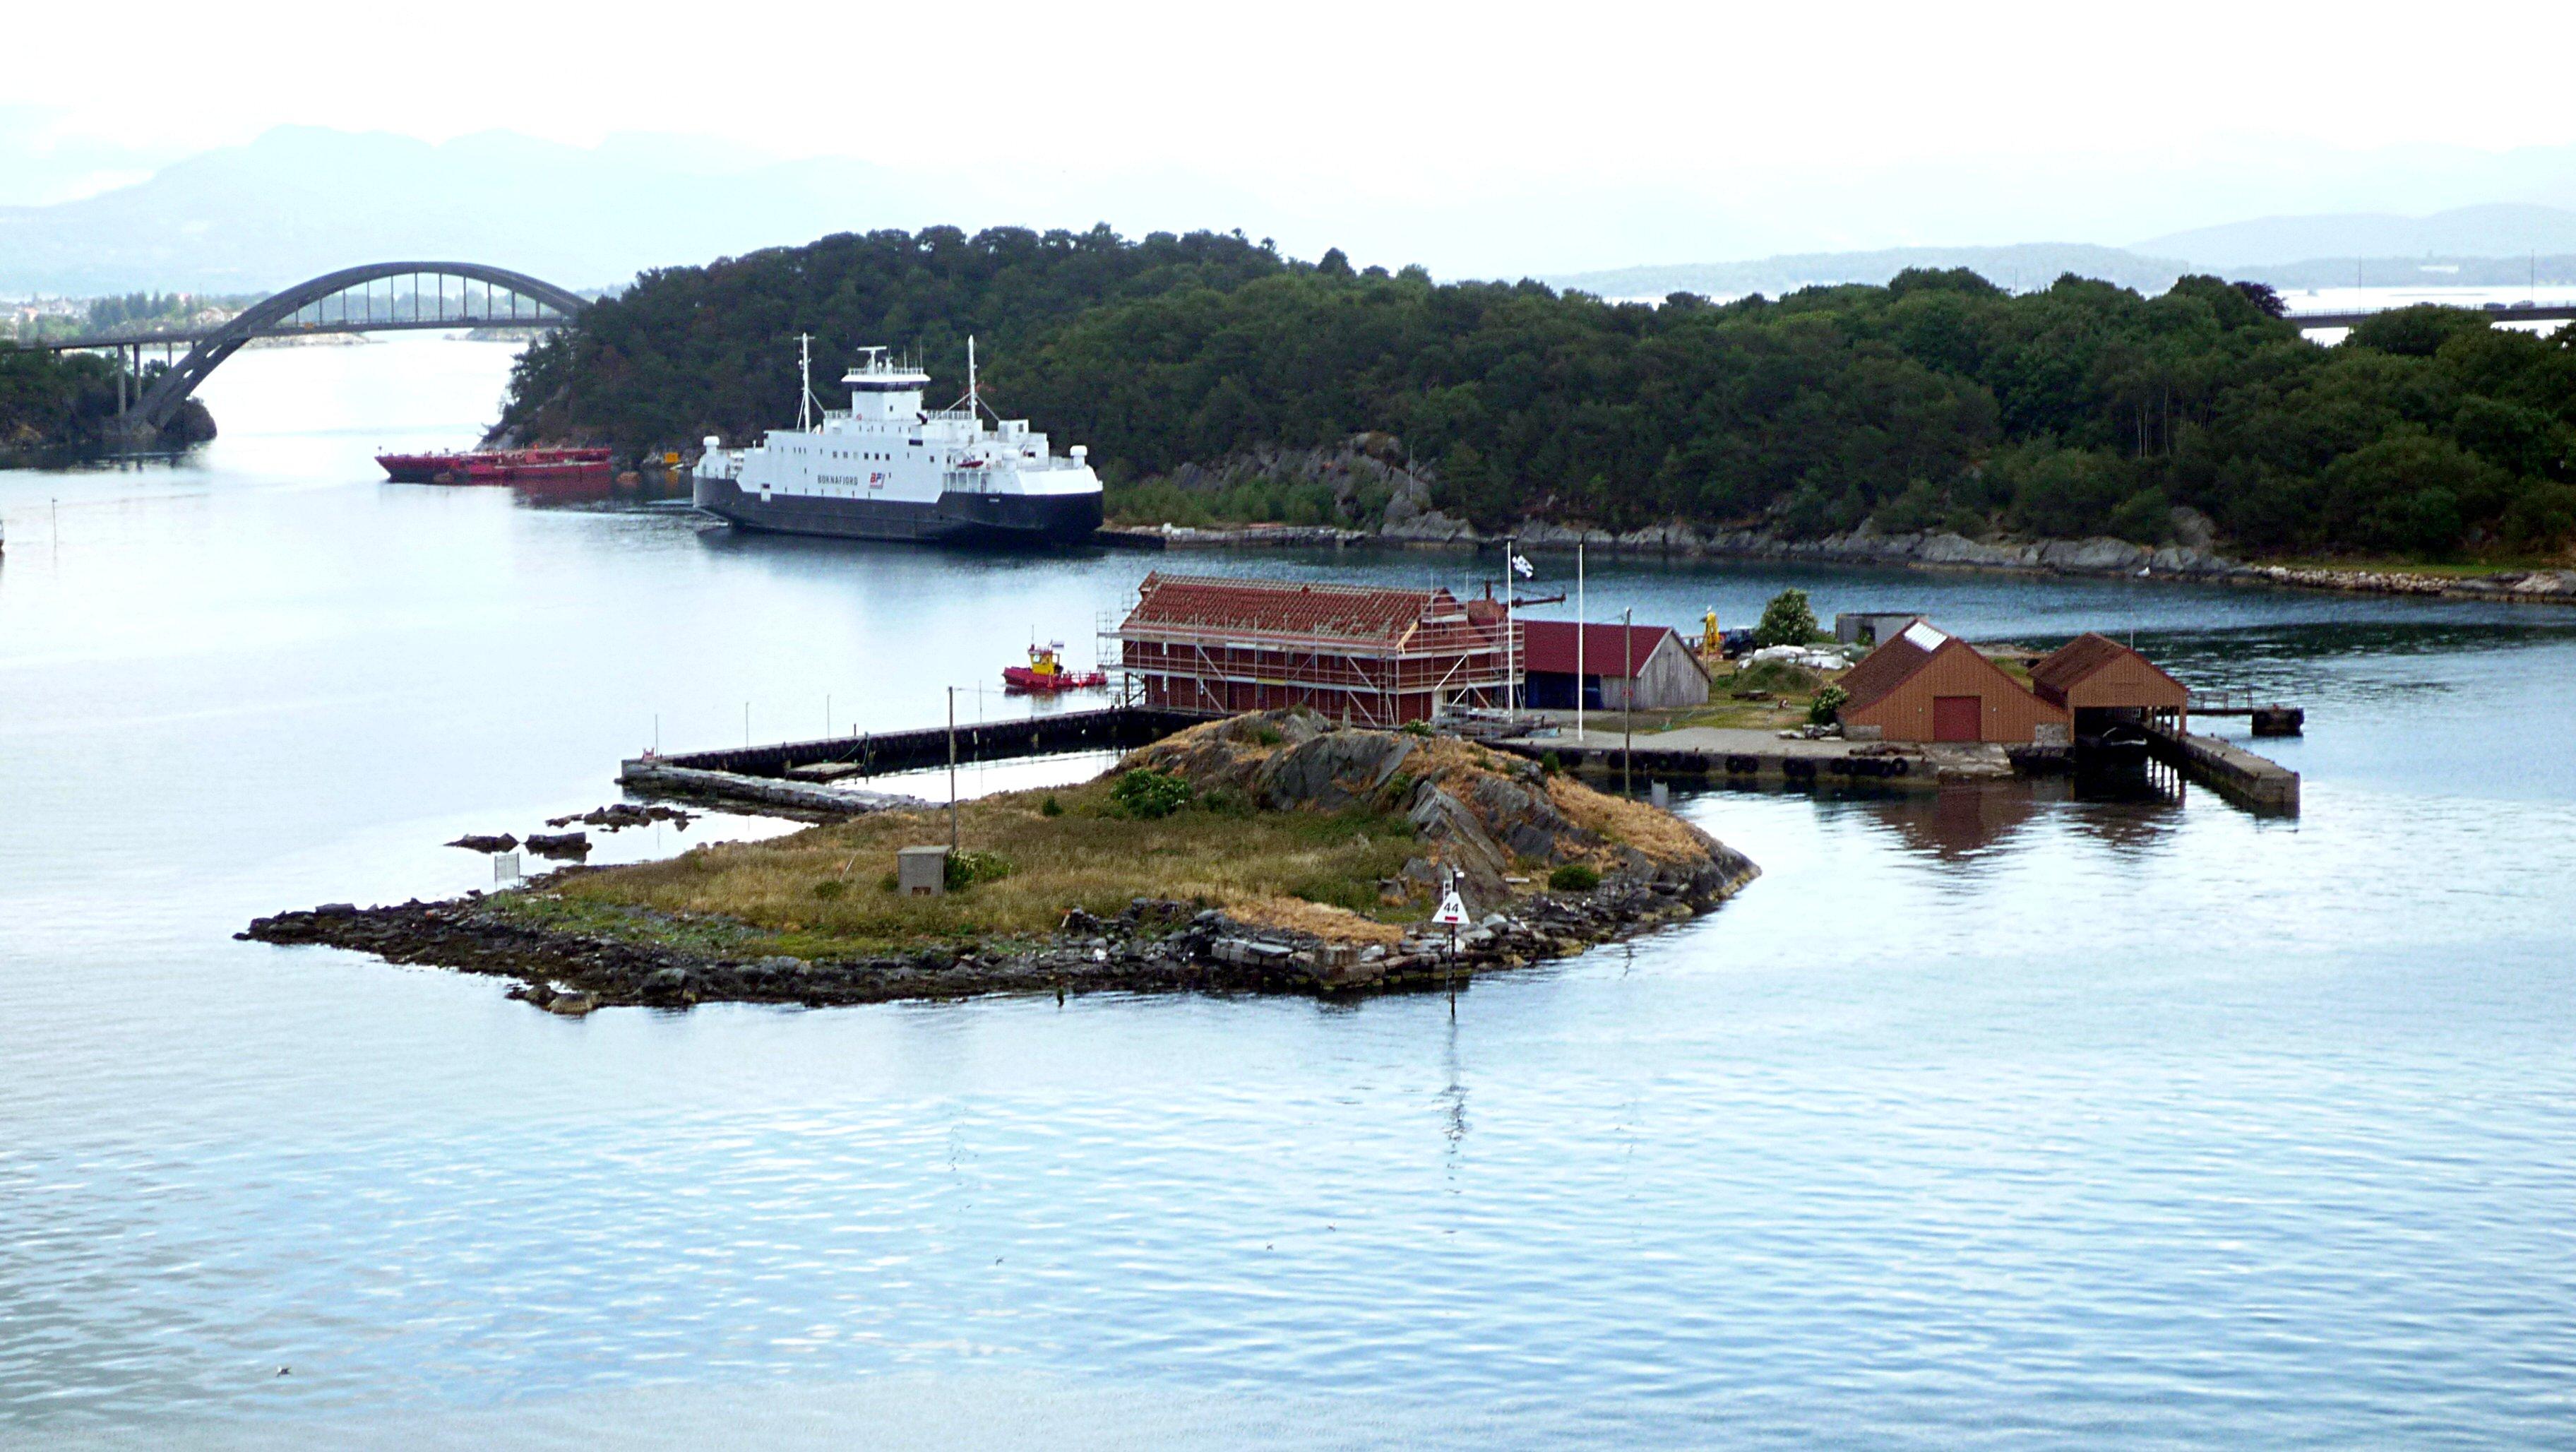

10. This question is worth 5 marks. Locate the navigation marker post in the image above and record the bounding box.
[1432,869,1472,1015]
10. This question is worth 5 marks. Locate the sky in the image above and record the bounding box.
[8,0,2576,273]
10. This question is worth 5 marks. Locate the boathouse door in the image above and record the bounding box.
[1932,695,1982,742]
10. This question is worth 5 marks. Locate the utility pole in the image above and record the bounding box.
[1622,607,1634,797]
[1575,541,1585,742]
[947,686,960,853]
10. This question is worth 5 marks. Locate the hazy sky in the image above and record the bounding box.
[9,0,2576,270]
[16,1,2575,172]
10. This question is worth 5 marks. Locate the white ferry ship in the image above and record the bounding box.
[692,339,1102,544]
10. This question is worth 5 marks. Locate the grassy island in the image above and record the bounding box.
[247,712,1758,1008]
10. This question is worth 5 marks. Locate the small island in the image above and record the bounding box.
[244,710,1759,1011]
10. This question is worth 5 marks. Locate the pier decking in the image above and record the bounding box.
[2143,723,2301,812]
[1498,725,2023,789]
[619,707,1204,814]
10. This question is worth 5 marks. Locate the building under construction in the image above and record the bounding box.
[1107,572,1517,726]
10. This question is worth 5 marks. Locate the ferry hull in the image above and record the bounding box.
[692,473,1101,545]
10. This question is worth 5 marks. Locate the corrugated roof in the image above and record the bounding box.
[2029,632,2183,707]
[1520,620,1690,678]
[1119,573,1460,646]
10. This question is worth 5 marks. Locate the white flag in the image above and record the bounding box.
[1510,552,1534,579]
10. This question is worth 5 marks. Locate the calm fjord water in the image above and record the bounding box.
[4,338,2572,1448]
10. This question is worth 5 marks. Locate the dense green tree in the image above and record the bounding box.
[1753,588,1820,648]
[499,230,2576,560]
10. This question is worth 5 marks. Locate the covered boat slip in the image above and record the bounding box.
[2029,632,2191,748]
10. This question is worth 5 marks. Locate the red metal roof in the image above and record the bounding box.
[1119,573,1476,648]
[1520,620,1688,678]
[1835,628,1945,713]
[2029,632,2185,708]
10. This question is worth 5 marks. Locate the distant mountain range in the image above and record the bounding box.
[1546,245,2195,301]
[0,127,994,297]
[11,126,2576,304]
[2136,204,2576,268]
[1551,225,2576,302]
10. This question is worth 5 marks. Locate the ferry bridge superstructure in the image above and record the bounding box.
[20,261,591,434]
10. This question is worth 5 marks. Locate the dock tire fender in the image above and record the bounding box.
[1725,755,1759,775]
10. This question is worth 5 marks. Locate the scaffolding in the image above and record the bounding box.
[1101,574,1518,728]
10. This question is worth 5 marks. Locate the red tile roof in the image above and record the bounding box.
[1520,620,1690,678]
[1119,573,1472,647]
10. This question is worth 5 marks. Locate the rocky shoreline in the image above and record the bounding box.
[1112,513,2576,606]
[240,851,1751,1013]
[241,709,1760,1012]
[1109,446,2576,605]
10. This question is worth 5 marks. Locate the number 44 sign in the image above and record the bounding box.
[1432,884,1472,928]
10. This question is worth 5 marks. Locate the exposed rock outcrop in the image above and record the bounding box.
[1121,709,1757,918]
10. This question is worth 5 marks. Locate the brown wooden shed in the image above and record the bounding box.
[2030,633,2189,735]
[1838,619,2070,744]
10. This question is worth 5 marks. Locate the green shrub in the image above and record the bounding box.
[1539,750,1563,774]
[1808,684,1849,726]
[1549,863,1602,892]
[1111,768,1194,819]
[1401,720,1433,737]
[1040,794,1063,817]
[946,849,1013,889]
[812,879,847,900]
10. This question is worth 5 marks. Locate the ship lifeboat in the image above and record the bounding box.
[1002,642,1106,693]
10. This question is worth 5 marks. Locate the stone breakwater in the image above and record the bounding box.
[239,855,1748,1011]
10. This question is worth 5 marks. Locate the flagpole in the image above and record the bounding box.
[1504,534,1516,720]
[1575,541,1585,743]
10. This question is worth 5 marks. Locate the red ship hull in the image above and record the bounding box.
[376,447,614,483]
[1002,666,1107,693]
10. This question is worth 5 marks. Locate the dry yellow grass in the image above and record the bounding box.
[527,715,1709,956]
[1546,775,1711,864]
[540,768,1424,951]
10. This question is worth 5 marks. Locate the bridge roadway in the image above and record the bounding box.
[11,261,592,436]
[23,314,564,355]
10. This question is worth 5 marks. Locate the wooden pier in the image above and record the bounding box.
[618,706,1203,814]
[2187,690,2306,737]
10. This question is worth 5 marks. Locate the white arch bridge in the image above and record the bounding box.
[25,261,591,434]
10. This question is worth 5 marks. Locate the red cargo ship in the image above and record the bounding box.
[375,447,614,483]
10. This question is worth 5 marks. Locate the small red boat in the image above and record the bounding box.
[376,446,614,483]
[1003,642,1107,693]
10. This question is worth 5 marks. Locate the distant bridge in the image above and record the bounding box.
[2283,301,2576,332]
[23,261,590,434]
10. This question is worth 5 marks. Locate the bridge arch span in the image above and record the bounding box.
[132,261,590,432]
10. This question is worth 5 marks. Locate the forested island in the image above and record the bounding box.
[0,343,215,453]
[498,226,2576,564]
